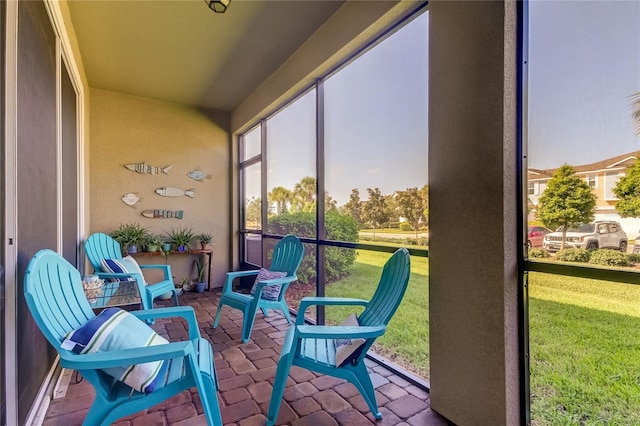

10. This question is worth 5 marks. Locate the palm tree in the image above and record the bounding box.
[632,92,640,136]
[268,186,292,214]
[291,176,316,212]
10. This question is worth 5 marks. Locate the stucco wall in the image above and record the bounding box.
[89,88,230,288]
[429,1,520,425]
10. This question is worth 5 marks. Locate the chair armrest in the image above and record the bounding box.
[295,324,386,340]
[93,271,142,281]
[139,264,172,280]
[297,297,369,325]
[252,275,297,295]
[222,270,259,293]
[60,341,193,370]
[130,306,200,340]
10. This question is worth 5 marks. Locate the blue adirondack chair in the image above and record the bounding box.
[24,249,222,426]
[85,232,178,310]
[213,235,304,343]
[266,247,411,425]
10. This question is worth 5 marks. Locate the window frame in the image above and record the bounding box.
[236,4,430,314]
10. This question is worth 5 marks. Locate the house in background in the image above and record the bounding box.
[528,150,640,237]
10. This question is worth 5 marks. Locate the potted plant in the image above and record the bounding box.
[146,234,164,252]
[196,232,215,250]
[165,226,195,253]
[110,222,150,255]
[161,240,172,253]
[194,259,208,293]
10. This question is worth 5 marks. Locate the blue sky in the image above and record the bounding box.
[264,11,428,205]
[527,0,640,170]
[250,2,640,206]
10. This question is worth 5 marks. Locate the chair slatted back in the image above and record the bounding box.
[358,248,411,327]
[85,232,123,273]
[269,235,304,277]
[24,249,96,348]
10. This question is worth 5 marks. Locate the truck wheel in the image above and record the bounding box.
[620,241,627,252]
[587,242,598,250]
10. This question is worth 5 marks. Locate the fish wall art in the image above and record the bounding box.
[121,193,141,207]
[155,187,195,198]
[124,162,172,175]
[187,170,211,182]
[141,209,184,219]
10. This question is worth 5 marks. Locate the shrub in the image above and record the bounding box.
[359,234,428,247]
[399,222,412,231]
[628,252,640,264]
[588,249,630,267]
[555,248,590,263]
[528,248,550,258]
[267,211,359,284]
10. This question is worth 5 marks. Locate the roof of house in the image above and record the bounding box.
[527,150,640,180]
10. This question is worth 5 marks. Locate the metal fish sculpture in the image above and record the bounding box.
[141,209,184,219]
[155,187,195,198]
[121,193,141,207]
[124,162,172,175]
[187,170,211,182]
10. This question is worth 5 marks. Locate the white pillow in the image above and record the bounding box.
[100,256,146,285]
[335,313,366,367]
[61,307,169,393]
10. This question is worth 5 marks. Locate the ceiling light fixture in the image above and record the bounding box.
[204,0,230,13]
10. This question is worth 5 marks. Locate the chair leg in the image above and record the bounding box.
[171,289,179,306]
[260,307,269,317]
[83,397,113,426]
[241,305,258,343]
[278,301,292,324]
[213,301,225,328]
[196,369,223,426]
[349,363,382,419]
[266,354,294,426]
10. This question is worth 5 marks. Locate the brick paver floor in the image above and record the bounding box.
[43,291,449,425]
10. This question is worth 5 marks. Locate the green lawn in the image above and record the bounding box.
[322,254,640,424]
[325,250,429,378]
[529,272,640,425]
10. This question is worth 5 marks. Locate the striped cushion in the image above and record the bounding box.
[249,268,287,301]
[101,256,146,284]
[61,308,169,393]
[335,313,366,367]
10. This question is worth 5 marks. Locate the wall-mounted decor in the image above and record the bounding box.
[124,162,172,175]
[141,209,184,219]
[187,170,211,182]
[155,187,195,198]
[121,193,141,207]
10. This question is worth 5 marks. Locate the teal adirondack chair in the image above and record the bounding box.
[266,248,411,425]
[213,235,304,343]
[24,249,222,426]
[85,232,178,310]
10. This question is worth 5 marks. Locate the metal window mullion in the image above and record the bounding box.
[261,119,268,265]
[316,80,326,325]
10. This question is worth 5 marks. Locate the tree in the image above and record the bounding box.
[613,159,640,217]
[342,189,363,226]
[362,188,389,237]
[291,176,316,213]
[245,196,262,228]
[324,192,338,212]
[395,187,427,238]
[268,186,292,214]
[632,91,640,136]
[420,184,429,229]
[537,164,596,249]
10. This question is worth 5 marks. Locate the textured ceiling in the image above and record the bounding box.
[67,0,345,111]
